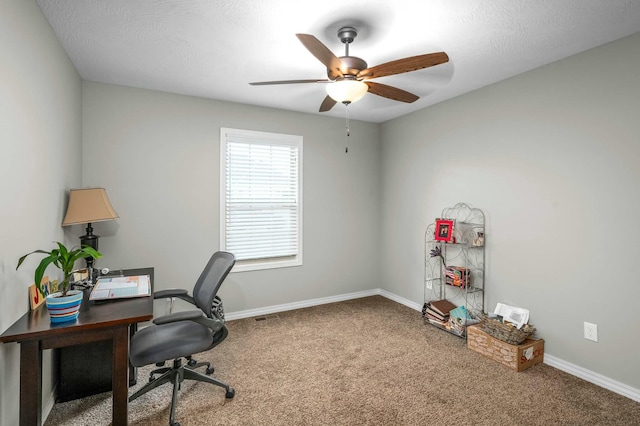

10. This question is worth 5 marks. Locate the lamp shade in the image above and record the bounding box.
[62,188,119,226]
[326,80,368,104]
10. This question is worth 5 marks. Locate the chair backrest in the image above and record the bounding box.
[192,251,235,318]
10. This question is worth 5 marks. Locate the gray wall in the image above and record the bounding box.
[380,32,640,390]
[0,1,83,425]
[2,2,639,423]
[81,82,382,315]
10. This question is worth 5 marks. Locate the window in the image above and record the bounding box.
[220,128,303,272]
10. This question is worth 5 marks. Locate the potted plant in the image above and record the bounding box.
[17,242,102,322]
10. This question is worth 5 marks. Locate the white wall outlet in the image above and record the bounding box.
[584,322,598,342]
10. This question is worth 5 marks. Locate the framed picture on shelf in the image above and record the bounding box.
[434,218,454,243]
[472,229,485,247]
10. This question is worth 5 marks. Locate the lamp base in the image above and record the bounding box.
[79,223,99,250]
[80,223,99,283]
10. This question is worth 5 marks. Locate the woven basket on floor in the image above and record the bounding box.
[480,315,536,345]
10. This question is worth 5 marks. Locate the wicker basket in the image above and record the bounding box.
[480,315,536,345]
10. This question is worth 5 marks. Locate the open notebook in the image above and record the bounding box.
[89,274,151,301]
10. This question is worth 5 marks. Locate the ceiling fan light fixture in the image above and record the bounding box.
[251,29,449,113]
[326,80,368,104]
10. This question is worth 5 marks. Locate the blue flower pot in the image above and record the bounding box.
[46,290,83,323]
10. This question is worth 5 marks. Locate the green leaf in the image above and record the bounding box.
[16,250,50,270]
[16,242,103,299]
[81,246,102,259]
[56,242,68,258]
[34,256,57,298]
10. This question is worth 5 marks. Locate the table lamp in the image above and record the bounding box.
[62,187,119,273]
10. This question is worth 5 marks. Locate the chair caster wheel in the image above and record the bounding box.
[187,359,196,367]
[170,422,180,426]
[226,388,235,399]
[206,367,214,375]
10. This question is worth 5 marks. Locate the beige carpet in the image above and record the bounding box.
[45,296,640,425]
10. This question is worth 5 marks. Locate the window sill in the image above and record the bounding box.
[231,258,302,273]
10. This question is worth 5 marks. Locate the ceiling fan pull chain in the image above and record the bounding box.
[345,102,351,138]
[344,102,350,152]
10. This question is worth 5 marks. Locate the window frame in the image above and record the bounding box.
[220,127,303,272]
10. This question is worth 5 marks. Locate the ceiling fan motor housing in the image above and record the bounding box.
[330,56,368,80]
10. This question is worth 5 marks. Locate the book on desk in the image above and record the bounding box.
[89,274,151,301]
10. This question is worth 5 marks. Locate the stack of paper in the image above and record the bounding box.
[90,275,151,301]
[493,303,529,329]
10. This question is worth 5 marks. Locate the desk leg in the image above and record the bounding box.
[20,340,42,426]
[112,326,130,426]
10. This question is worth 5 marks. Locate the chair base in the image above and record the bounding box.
[130,358,234,426]
[186,355,215,374]
[147,355,214,381]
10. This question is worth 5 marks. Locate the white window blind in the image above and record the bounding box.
[220,128,302,271]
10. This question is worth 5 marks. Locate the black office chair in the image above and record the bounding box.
[129,251,236,426]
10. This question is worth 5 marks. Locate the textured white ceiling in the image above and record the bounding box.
[37,0,640,123]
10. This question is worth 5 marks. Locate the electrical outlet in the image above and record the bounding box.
[584,322,598,342]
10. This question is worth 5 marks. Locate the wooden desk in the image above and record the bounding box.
[58,268,155,402]
[0,268,154,426]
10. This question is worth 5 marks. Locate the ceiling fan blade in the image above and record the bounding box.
[365,81,419,103]
[296,34,343,79]
[250,79,330,86]
[357,52,449,79]
[319,95,337,112]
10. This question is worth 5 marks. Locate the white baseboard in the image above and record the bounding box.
[224,289,380,321]
[377,289,423,312]
[225,288,640,403]
[543,354,640,402]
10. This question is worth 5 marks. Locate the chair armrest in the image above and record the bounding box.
[153,289,195,305]
[154,289,188,299]
[152,310,225,332]
[153,310,201,325]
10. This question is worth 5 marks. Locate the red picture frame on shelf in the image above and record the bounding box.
[434,218,454,243]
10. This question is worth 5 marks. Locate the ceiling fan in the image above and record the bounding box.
[250,26,450,112]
